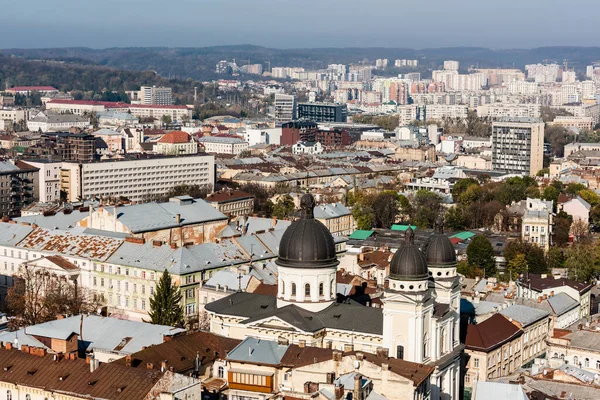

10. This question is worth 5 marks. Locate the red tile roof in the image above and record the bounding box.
[158,131,190,144]
[465,314,522,352]
[0,347,163,399]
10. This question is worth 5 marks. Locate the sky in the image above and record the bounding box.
[0,0,598,49]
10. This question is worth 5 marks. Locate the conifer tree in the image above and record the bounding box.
[147,270,184,327]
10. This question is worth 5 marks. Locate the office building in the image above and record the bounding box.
[297,102,347,123]
[274,93,297,124]
[492,119,544,176]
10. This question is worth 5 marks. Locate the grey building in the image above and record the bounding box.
[0,160,39,217]
[297,102,348,123]
[492,118,544,176]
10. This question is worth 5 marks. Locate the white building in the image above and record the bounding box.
[477,104,541,120]
[128,86,173,106]
[492,119,544,176]
[522,198,553,251]
[23,160,61,203]
[27,111,91,132]
[274,93,297,124]
[443,60,459,71]
[292,141,323,155]
[198,136,249,155]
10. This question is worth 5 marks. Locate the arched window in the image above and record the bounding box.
[423,333,429,358]
[319,282,324,296]
[305,283,311,296]
[281,281,285,295]
[585,358,590,367]
[331,280,335,297]
[441,328,447,354]
[554,353,558,358]
[573,356,579,365]
[218,366,224,379]
[7,390,12,400]
[291,283,296,296]
[396,345,404,360]
[25,395,31,400]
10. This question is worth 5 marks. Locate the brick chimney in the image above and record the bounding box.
[146,362,154,370]
[334,383,345,400]
[125,355,132,367]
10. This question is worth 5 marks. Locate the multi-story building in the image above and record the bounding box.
[464,314,523,388]
[281,120,318,145]
[23,160,61,203]
[499,305,551,364]
[521,198,553,250]
[5,86,58,95]
[443,60,459,71]
[0,108,29,126]
[206,189,255,218]
[297,102,348,123]
[0,160,39,217]
[315,127,352,148]
[552,116,594,130]
[45,100,192,121]
[314,202,355,236]
[477,104,541,120]
[27,111,91,132]
[274,93,297,124]
[198,136,249,155]
[491,118,544,176]
[139,86,173,105]
[155,130,198,155]
[526,64,562,83]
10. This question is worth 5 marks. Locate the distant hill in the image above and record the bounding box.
[1,45,600,83]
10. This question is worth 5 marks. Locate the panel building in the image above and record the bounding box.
[274,94,297,124]
[0,160,39,217]
[127,86,173,105]
[297,102,348,123]
[492,118,544,176]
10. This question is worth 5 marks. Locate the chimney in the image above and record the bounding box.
[152,240,162,247]
[356,352,364,361]
[5,342,12,351]
[334,383,345,400]
[538,296,543,303]
[332,350,343,362]
[86,354,93,364]
[170,243,178,249]
[90,358,99,373]
[146,362,154,370]
[176,214,181,224]
[344,344,354,352]
[161,360,168,372]
[353,373,362,398]
[550,291,554,297]
[21,345,30,354]
[125,355,132,367]
[298,340,306,348]
[381,363,389,371]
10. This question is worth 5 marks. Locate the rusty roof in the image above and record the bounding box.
[45,255,79,270]
[114,331,240,374]
[0,347,163,399]
[17,227,124,261]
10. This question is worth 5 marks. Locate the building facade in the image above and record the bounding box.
[297,103,348,123]
[492,119,544,176]
[0,160,39,217]
[274,94,297,124]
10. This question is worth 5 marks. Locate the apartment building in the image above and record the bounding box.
[499,305,551,364]
[46,100,192,121]
[297,102,347,123]
[492,118,544,176]
[127,86,173,105]
[0,160,39,217]
[274,93,297,124]
[0,108,28,125]
[27,111,91,132]
[23,160,61,203]
[314,202,355,236]
[155,130,198,155]
[5,86,58,95]
[443,60,459,71]
[521,198,553,251]
[198,136,249,155]
[464,314,523,388]
[206,189,255,217]
[552,116,594,130]
[477,104,541,120]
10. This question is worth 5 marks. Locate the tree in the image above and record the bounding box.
[451,178,479,203]
[554,211,572,246]
[546,247,565,271]
[352,204,373,230]
[541,186,560,207]
[508,253,528,281]
[503,240,548,275]
[161,114,172,126]
[445,206,466,231]
[411,190,442,228]
[371,192,399,228]
[147,270,184,327]
[565,244,597,282]
[466,235,496,276]
[578,189,600,207]
[571,219,590,243]
[166,184,211,200]
[6,266,102,328]
[271,195,296,220]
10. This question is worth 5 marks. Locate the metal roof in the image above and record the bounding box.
[499,304,550,327]
[0,223,34,246]
[227,337,289,365]
[314,203,351,219]
[15,209,90,230]
[349,230,375,240]
[474,381,528,400]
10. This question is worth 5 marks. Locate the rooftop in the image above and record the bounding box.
[465,314,522,352]
[499,304,550,327]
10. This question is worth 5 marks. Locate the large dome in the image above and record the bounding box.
[424,224,457,268]
[276,194,339,269]
[389,228,429,281]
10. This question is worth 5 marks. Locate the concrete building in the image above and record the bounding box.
[274,93,297,124]
[198,136,249,155]
[297,102,348,123]
[477,104,541,120]
[521,198,553,251]
[27,111,90,132]
[292,141,323,155]
[127,86,173,105]
[552,116,594,130]
[0,160,39,217]
[443,60,459,71]
[23,160,61,203]
[454,155,492,170]
[206,189,255,218]
[492,119,544,176]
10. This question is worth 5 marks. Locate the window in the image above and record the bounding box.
[141,300,146,310]
[305,283,311,297]
[218,366,224,379]
[25,394,30,400]
[474,358,479,368]
[319,282,324,296]
[573,356,579,366]
[585,358,590,367]
[282,281,285,295]
[7,390,12,400]
[596,360,600,370]
[291,283,296,296]
[396,345,404,360]
[423,333,429,358]
[465,374,470,384]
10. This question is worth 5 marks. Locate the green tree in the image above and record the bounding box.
[466,235,496,276]
[412,190,442,228]
[554,211,572,246]
[565,244,597,282]
[503,240,548,275]
[271,195,296,220]
[161,114,172,126]
[508,253,528,281]
[536,168,549,177]
[371,192,399,228]
[147,270,184,327]
[445,206,466,231]
[352,204,373,230]
[451,178,479,203]
[542,186,560,207]
[546,247,565,271]
[578,189,600,207]
[565,183,587,195]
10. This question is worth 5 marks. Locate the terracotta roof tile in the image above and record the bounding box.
[465,314,522,352]
[158,131,190,144]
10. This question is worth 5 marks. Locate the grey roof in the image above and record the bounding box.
[557,363,597,384]
[335,372,371,390]
[0,223,34,246]
[0,315,183,355]
[223,216,291,237]
[227,337,289,365]
[204,270,251,291]
[546,292,580,316]
[206,292,383,335]
[0,160,19,173]
[249,260,278,285]
[473,300,503,316]
[199,136,246,144]
[29,111,88,124]
[107,197,228,233]
[564,330,600,352]
[474,381,528,400]
[365,391,388,400]
[499,304,550,327]
[314,203,351,219]
[15,209,90,230]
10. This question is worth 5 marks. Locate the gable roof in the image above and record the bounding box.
[499,305,550,327]
[0,347,163,399]
[465,314,522,352]
[227,337,289,365]
[158,131,190,144]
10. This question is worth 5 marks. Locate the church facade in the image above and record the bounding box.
[206,194,462,400]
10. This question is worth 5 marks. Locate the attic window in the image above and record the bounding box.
[88,380,98,386]
[333,314,342,319]
[3,365,12,371]
[59,374,69,381]
[260,304,269,309]
[117,386,127,393]
[27,369,38,376]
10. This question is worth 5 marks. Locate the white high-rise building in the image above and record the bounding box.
[492,119,544,176]
[443,60,459,71]
[376,59,389,69]
[139,86,173,106]
[274,93,297,124]
[562,71,577,83]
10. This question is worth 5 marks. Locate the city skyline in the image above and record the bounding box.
[1,0,599,49]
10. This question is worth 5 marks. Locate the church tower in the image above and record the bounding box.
[382,228,434,363]
[424,223,461,310]
[276,194,338,312]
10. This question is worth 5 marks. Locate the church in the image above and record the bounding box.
[206,194,462,400]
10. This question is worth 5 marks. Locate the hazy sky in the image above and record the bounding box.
[1,0,598,49]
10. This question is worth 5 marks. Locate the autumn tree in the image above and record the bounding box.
[271,194,296,220]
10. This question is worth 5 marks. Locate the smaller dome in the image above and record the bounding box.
[424,223,457,268]
[389,228,429,281]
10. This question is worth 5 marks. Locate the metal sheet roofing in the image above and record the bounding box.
[227,337,289,365]
[391,224,417,232]
[314,203,351,219]
[349,230,375,240]
[0,223,34,246]
[15,209,90,230]
[450,231,476,240]
[499,304,550,327]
